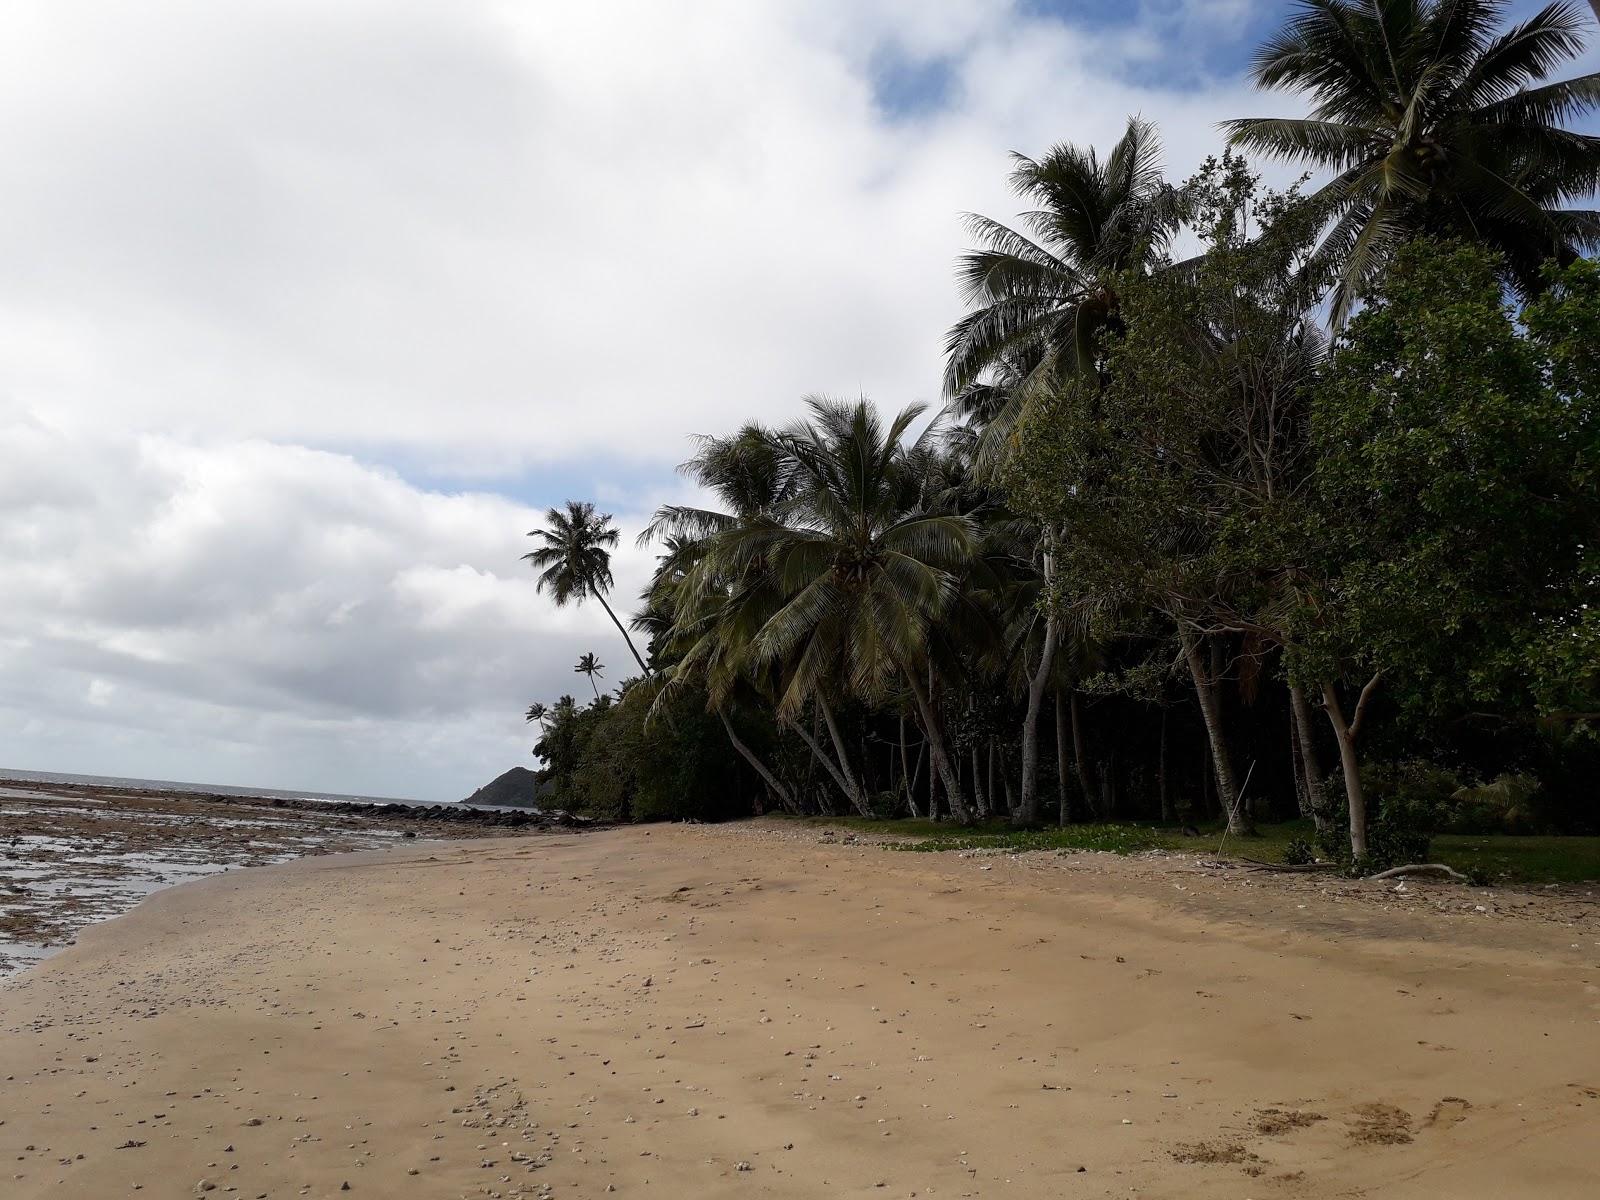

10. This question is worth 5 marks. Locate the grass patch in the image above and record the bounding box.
[765,814,1600,883]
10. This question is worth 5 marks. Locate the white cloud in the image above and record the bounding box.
[0,408,667,797]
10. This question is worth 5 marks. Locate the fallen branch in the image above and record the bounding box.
[1365,863,1471,883]
[1239,857,1336,873]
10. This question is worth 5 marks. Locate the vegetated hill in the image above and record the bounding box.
[463,767,550,808]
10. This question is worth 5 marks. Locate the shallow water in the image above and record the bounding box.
[0,786,409,977]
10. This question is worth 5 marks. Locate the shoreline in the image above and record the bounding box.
[2,822,1598,1197]
[0,778,585,976]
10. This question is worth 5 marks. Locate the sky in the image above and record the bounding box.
[2,1,1596,800]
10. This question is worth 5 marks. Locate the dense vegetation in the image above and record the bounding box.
[523,1,1600,876]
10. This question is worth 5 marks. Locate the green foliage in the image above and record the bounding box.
[1303,241,1600,728]
[1225,0,1600,325]
[1283,835,1316,866]
[1445,775,1545,836]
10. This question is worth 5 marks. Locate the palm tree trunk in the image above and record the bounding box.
[785,707,860,816]
[902,663,971,822]
[591,589,652,679]
[1055,689,1070,826]
[1319,674,1382,861]
[816,694,871,817]
[1015,613,1060,824]
[899,717,922,818]
[718,709,794,812]
[1181,630,1251,836]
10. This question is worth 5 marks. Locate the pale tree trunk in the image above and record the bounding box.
[718,709,795,812]
[1319,674,1383,861]
[1181,630,1252,836]
[1288,683,1334,839]
[1055,690,1071,826]
[970,745,989,817]
[903,663,972,822]
[899,717,922,818]
[1016,611,1060,824]
[784,704,865,817]
[817,694,872,817]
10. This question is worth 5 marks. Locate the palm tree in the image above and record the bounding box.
[524,701,549,727]
[1225,0,1600,324]
[944,116,1186,470]
[575,652,604,700]
[524,500,652,678]
[731,398,981,819]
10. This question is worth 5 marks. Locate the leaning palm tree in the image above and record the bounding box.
[1225,0,1600,325]
[574,652,604,700]
[944,116,1186,471]
[524,500,652,677]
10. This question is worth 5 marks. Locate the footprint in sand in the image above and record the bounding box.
[1424,1097,1472,1128]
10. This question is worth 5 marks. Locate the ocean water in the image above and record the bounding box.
[0,767,441,808]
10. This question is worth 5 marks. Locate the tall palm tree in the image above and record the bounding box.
[1225,0,1600,324]
[944,116,1186,470]
[574,652,604,699]
[524,500,652,677]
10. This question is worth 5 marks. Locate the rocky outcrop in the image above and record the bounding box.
[461,767,550,809]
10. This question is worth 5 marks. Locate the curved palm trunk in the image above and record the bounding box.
[1181,630,1251,836]
[591,589,652,679]
[902,662,971,823]
[784,710,861,816]
[1015,612,1059,825]
[1288,683,1334,838]
[816,694,872,817]
[718,709,795,812]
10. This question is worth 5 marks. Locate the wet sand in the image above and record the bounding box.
[2,822,1598,1198]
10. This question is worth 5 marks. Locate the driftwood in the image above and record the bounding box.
[1365,863,1471,882]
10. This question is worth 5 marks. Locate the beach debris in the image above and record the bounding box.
[735,1161,752,1171]
[115,1140,146,1149]
[197,1181,217,1193]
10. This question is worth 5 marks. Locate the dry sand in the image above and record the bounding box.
[2,821,1598,1198]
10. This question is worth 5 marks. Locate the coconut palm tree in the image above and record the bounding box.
[1225,0,1600,325]
[574,652,604,700]
[729,398,982,819]
[944,116,1187,470]
[524,500,652,678]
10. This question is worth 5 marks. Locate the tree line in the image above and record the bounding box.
[522,1,1600,871]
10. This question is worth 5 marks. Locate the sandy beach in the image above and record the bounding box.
[3,822,1598,1199]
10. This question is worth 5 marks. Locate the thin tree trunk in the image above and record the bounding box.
[899,716,922,819]
[971,745,989,817]
[1288,682,1332,838]
[718,709,795,812]
[1002,747,1016,817]
[816,693,871,817]
[785,706,862,817]
[1181,630,1251,836]
[1069,690,1096,819]
[1320,674,1382,861]
[1016,613,1060,825]
[592,589,652,679]
[903,664,971,822]
[1055,689,1070,826]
